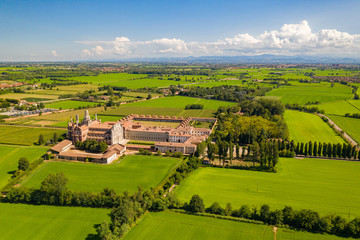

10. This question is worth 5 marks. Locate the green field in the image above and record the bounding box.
[0,203,109,240]
[329,115,360,144]
[123,96,236,109]
[0,125,66,146]
[175,158,360,217]
[104,96,235,118]
[22,155,180,193]
[45,100,100,109]
[124,212,274,240]
[124,211,348,240]
[266,84,352,105]
[0,145,46,188]
[71,73,189,89]
[284,110,344,143]
[310,100,360,116]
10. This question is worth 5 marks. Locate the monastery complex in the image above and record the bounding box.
[51,110,216,163]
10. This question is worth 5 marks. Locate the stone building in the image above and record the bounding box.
[67,111,216,155]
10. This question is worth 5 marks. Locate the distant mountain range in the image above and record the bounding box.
[105,54,360,64]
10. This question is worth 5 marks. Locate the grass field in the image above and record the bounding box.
[45,100,100,109]
[71,73,188,89]
[266,84,352,105]
[103,96,235,118]
[284,110,344,143]
[0,145,46,188]
[22,155,180,193]
[329,115,360,144]
[309,100,360,116]
[0,125,66,146]
[123,96,236,109]
[0,93,59,100]
[0,203,109,240]
[124,211,348,240]
[175,158,360,217]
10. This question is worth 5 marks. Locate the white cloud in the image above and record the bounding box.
[51,50,58,57]
[148,38,188,53]
[93,45,104,55]
[81,49,93,56]
[74,20,360,58]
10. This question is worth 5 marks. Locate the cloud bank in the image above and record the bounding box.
[75,20,360,59]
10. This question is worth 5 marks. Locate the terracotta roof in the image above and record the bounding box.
[50,140,72,153]
[154,141,196,147]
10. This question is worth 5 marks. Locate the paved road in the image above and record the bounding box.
[316,113,358,147]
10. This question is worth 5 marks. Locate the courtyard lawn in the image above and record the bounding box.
[329,115,360,144]
[0,145,46,188]
[0,125,66,146]
[175,158,360,217]
[45,100,100,109]
[0,203,109,240]
[266,84,352,105]
[124,211,348,240]
[284,110,344,143]
[22,155,181,193]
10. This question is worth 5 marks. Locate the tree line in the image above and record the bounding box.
[179,85,272,102]
[294,141,359,159]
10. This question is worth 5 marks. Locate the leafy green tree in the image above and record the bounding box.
[318,142,322,156]
[332,143,337,158]
[336,143,342,158]
[260,204,270,222]
[188,195,205,213]
[40,172,68,198]
[52,132,58,144]
[225,202,232,216]
[308,141,313,156]
[313,142,318,157]
[96,221,114,240]
[206,202,224,215]
[235,143,240,159]
[38,134,45,145]
[327,143,332,158]
[269,210,283,225]
[18,157,30,171]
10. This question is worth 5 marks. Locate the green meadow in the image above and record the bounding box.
[329,115,360,144]
[310,100,360,116]
[124,211,348,240]
[71,73,188,89]
[175,158,360,217]
[22,155,180,193]
[266,84,352,105]
[122,96,237,109]
[0,145,46,188]
[0,203,109,240]
[284,110,344,143]
[104,96,236,118]
[45,100,99,109]
[0,125,66,146]
[124,212,274,240]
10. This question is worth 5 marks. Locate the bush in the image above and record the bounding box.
[172,152,183,158]
[18,157,30,171]
[188,195,205,213]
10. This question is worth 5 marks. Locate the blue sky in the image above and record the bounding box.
[1,0,359,61]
